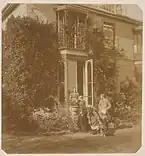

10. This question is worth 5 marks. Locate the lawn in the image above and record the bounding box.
[2,124,141,154]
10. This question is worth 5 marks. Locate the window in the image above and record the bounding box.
[96,4,122,14]
[103,22,115,50]
[134,34,142,54]
[134,34,138,54]
[116,4,122,15]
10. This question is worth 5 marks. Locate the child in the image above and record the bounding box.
[105,116,116,136]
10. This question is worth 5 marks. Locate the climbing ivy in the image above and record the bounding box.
[87,28,116,97]
[2,16,62,111]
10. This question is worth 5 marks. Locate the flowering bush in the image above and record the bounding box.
[30,107,71,133]
[114,78,142,126]
[114,97,132,120]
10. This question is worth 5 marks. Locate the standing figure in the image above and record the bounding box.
[69,87,79,107]
[69,87,79,132]
[98,94,111,136]
[78,96,89,132]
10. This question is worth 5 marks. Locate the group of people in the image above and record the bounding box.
[69,87,115,137]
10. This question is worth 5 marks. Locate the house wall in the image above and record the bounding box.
[115,21,137,84]
[27,4,56,23]
[135,64,142,74]
[116,59,134,81]
[115,59,135,93]
[103,15,139,82]
[102,15,136,60]
[101,15,140,93]
[115,22,135,60]
[89,12,138,83]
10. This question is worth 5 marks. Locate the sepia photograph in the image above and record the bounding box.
[1,2,143,154]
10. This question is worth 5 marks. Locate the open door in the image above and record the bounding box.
[85,59,94,106]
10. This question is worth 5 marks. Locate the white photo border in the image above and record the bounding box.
[0,0,144,156]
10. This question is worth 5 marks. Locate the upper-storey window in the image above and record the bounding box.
[103,22,115,50]
[134,34,142,54]
[116,4,123,15]
[133,26,142,54]
[94,4,123,15]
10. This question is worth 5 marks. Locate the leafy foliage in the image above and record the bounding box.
[2,16,62,132]
[3,16,62,108]
[114,78,142,125]
[87,28,116,96]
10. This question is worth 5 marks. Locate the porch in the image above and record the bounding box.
[59,50,94,106]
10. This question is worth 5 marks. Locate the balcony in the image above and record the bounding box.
[58,23,86,50]
[57,6,116,54]
[57,8,87,51]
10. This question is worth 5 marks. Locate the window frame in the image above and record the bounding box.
[103,21,115,50]
[133,33,142,54]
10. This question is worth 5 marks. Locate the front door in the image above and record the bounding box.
[85,59,94,106]
[77,61,84,96]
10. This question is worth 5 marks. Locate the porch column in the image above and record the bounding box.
[64,54,68,105]
[116,60,120,94]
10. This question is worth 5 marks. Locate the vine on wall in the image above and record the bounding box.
[86,27,116,97]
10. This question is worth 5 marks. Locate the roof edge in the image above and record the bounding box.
[2,3,143,25]
[76,4,143,25]
[2,3,19,21]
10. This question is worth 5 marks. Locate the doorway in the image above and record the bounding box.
[85,59,94,106]
[77,59,94,106]
[77,61,84,96]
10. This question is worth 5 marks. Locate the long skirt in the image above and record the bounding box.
[87,110,100,132]
[69,105,79,131]
[78,113,90,132]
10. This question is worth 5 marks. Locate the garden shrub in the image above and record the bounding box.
[30,107,72,133]
[114,78,142,126]
[2,16,62,133]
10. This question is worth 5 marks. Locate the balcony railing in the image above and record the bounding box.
[58,23,86,50]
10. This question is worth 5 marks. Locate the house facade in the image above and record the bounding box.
[2,4,143,106]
